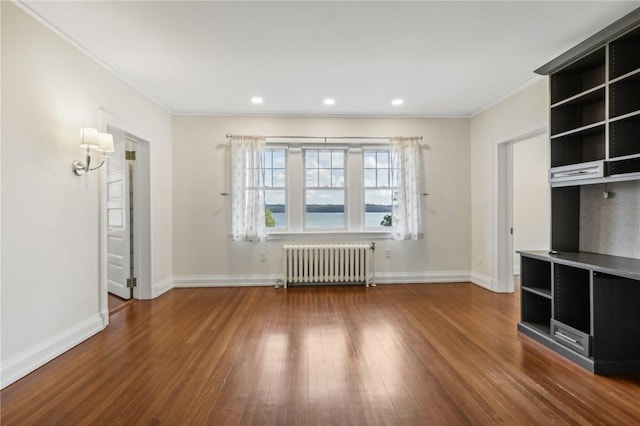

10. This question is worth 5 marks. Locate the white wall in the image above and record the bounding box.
[513,134,550,273]
[172,116,471,284]
[469,79,549,288]
[1,3,173,387]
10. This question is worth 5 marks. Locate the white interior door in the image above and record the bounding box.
[106,137,131,299]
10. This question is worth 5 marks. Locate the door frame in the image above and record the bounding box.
[494,123,547,293]
[98,109,151,325]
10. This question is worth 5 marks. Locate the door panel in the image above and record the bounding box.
[106,136,131,299]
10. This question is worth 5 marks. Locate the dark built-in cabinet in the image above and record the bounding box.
[519,8,640,374]
[520,252,640,373]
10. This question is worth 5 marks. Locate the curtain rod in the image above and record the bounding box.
[225,134,422,141]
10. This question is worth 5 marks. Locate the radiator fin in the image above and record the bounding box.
[282,244,372,287]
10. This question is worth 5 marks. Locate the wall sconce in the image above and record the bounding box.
[72,127,115,176]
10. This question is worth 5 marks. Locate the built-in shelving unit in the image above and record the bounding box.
[521,8,640,375]
[518,251,640,374]
[542,14,640,187]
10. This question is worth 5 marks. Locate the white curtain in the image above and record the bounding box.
[231,136,267,242]
[391,137,423,240]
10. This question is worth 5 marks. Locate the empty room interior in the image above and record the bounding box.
[3,1,640,424]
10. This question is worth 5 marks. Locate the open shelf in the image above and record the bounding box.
[521,256,552,293]
[607,156,640,177]
[610,114,640,158]
[554,264,590,334]
[551,88,605,136]
[610,26,640,80]
[551,47,605,104]
[550,124,605,167]
[522,286,551,299]
[610,72,640,118]
[522,290,552,335]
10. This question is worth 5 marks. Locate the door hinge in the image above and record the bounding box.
[510,227,513,235]
[125,150,136,161]
[126,277,137,288]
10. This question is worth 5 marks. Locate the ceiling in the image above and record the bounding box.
[21,1,640,117]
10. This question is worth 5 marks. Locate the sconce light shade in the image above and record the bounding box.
[73,128,113,176]
[98,133,115,153]
[79,127,100,149]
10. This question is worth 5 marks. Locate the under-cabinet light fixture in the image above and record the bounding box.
[72,127,115,176]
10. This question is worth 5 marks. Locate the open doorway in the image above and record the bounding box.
[101,125,151,318]
[512,134,550,286]
[495,125,548,293]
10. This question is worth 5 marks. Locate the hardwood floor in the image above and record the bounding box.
[3,283,640,425]
[108,292,134,315]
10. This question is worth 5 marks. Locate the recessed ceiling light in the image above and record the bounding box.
[323,98,335,105]
[392,99,404,106]
[251,97,263,104]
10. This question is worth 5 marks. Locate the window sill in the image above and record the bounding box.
[266,231,392,241]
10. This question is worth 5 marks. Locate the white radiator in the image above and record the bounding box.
[282,244,373,288]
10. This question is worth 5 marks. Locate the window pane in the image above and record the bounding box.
[377,169,389,187]
[263,151,272,168]
[265,190,286,228]
[306,189,344,228]
[332,169,344,187]
[377,151,389,168]
[305,150,318,168]
[262,149,288,231]
[273,169,286,187]
[272,150,286,168]
[332,151,344,168]
[263,169,272,187]
[365,189,393,228]
[319,169,332,187]
[364,151,377,168]
[318,150,331,168]
[306,169,318,187]
[364,169,377,187]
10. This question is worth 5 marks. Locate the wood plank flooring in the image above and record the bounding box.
[3,283,640,425]
[108,292,134,315]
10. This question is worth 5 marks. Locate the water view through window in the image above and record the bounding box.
[304,149,345,228]
[262,147,396,230]
[267,212,388,228]
[364,149,396,228]
[261,149,287,229]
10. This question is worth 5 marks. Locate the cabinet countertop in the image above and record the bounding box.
[518,250,640,281]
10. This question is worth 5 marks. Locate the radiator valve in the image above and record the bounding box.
[275,278,284,289]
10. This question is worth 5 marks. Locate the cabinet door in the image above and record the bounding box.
[592,272,640,360]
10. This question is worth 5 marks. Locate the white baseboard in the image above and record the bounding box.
[374,271,471,284]
[171,272,503,291]
[174,274,280,288]
[100,310,109,327]
[152,276,174,298]
[470,273,497,291]
[173,272,472,288]
[1,314,104,389]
